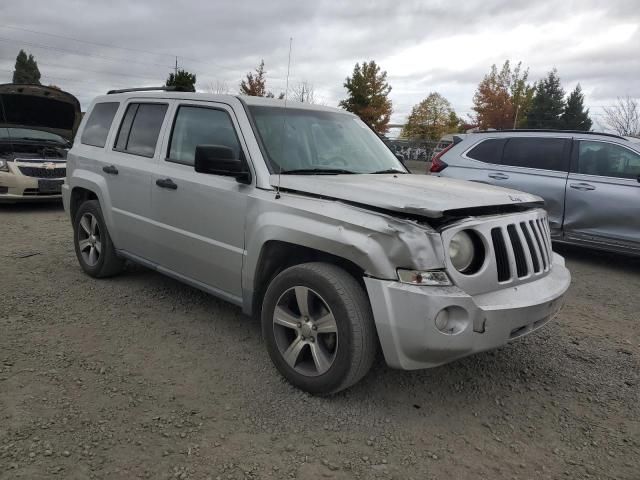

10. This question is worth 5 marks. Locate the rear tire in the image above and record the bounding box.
[73,200,124,278]
[261,262,377,395]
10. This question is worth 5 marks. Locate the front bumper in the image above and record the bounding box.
[0,164,65,202]
[364,253,571,370]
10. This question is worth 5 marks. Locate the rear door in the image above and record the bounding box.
[149,101,251,302]
[484,136,571,235]
[101,100,170,255]
[564,139,640,252]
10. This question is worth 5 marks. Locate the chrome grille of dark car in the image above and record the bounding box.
[18,166,66,178]
[490,218,552,282]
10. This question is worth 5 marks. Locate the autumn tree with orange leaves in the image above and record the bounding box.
[472,61,533,130]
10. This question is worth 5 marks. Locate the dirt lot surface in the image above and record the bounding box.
[1,202,639,480]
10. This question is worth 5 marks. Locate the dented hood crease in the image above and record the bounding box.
[270,174,542,218]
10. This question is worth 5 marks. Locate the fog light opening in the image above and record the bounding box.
[433,306,470,335]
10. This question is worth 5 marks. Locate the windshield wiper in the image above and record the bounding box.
[280,168,356,175]
[370,168,407,174]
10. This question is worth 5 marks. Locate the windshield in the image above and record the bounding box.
[248,106,405,174]
[0,127,67,144]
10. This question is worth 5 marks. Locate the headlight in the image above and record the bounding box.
[449,231,475,272]
[397,269,451,286]
[0,159,9,172]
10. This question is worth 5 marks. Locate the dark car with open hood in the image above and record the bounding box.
[0,83,81,202]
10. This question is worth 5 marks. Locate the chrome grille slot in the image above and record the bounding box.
[507,224,528,278]
[529,220,548,269]
[520,222,540,273]
[491,228,511,282]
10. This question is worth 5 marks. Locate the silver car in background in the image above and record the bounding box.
[433,130,640,256]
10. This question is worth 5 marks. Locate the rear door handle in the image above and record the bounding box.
[102,165,118,175]
[155,178,178,190]
[488,173,509,180]
[569,182,595,191]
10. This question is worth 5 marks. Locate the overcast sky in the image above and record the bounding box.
[1,0,638,132]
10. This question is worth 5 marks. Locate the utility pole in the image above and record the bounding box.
[513,103,520,129]
[174,56,178,76]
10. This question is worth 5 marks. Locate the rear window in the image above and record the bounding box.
[502,137,568,171]
[81,102,119,148]
[467,138,506,163]
[114,103,168,157]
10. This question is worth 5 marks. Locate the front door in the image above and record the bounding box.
[150,102,251,302]
[564,139,640,252]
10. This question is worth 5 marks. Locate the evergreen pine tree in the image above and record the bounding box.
[338,61,392,134]
[525,69,565,129]
[12,50,41,84]
[562,84,592,131]
[166,69,196,91]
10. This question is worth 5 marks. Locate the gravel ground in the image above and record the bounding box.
[1,202,639,480]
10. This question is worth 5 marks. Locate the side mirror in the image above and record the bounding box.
[194,145,250,184]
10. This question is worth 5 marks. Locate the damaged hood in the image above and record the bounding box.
[0,84,81,141]
[271,173,543,218]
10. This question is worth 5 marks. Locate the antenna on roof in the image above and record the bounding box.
[275,37,293,200]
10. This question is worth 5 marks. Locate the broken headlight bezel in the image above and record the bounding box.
[397,269,452,286]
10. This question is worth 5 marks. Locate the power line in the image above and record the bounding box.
[0,36,173,69]
[0,56,161,81]
[0,24,254,75]
[0,24,177,59]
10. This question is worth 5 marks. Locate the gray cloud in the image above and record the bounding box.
[0,0,638,128]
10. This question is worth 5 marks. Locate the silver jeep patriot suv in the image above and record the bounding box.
[64,88,571,394]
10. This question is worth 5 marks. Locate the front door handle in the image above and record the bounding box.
[102,165,118,175]
[569,182,595,191]
[155,178,178,190]
[488,172,509,180]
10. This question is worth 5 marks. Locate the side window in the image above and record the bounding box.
[502,137,568,171]
[466,138,506,164]
[167,106,241,166]
[577,141,640,180]
[80,102,119,147]
[114,103,168,157]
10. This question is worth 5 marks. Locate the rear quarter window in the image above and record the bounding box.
[114,103,168,157]
[466,138,506,163]
[80,102,119,148]
[502,137,569,171]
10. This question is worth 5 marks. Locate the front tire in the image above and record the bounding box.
[73,200,123,278]
[261,262,377,395]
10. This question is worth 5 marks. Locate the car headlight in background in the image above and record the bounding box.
[397,269,452,286]
[0,159,9,172]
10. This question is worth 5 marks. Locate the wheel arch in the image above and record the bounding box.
[247,240,365,317]
[67,172,117,243]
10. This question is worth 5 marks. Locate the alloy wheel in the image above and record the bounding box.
[272,286,339,376]
[77,213,102,267]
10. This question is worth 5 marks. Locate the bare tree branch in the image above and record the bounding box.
[602,96,640,136]
[289,81,316,103]
[209,80,229,94]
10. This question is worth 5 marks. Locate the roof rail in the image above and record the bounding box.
[106,86,195,94]
[474,129,625,140]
